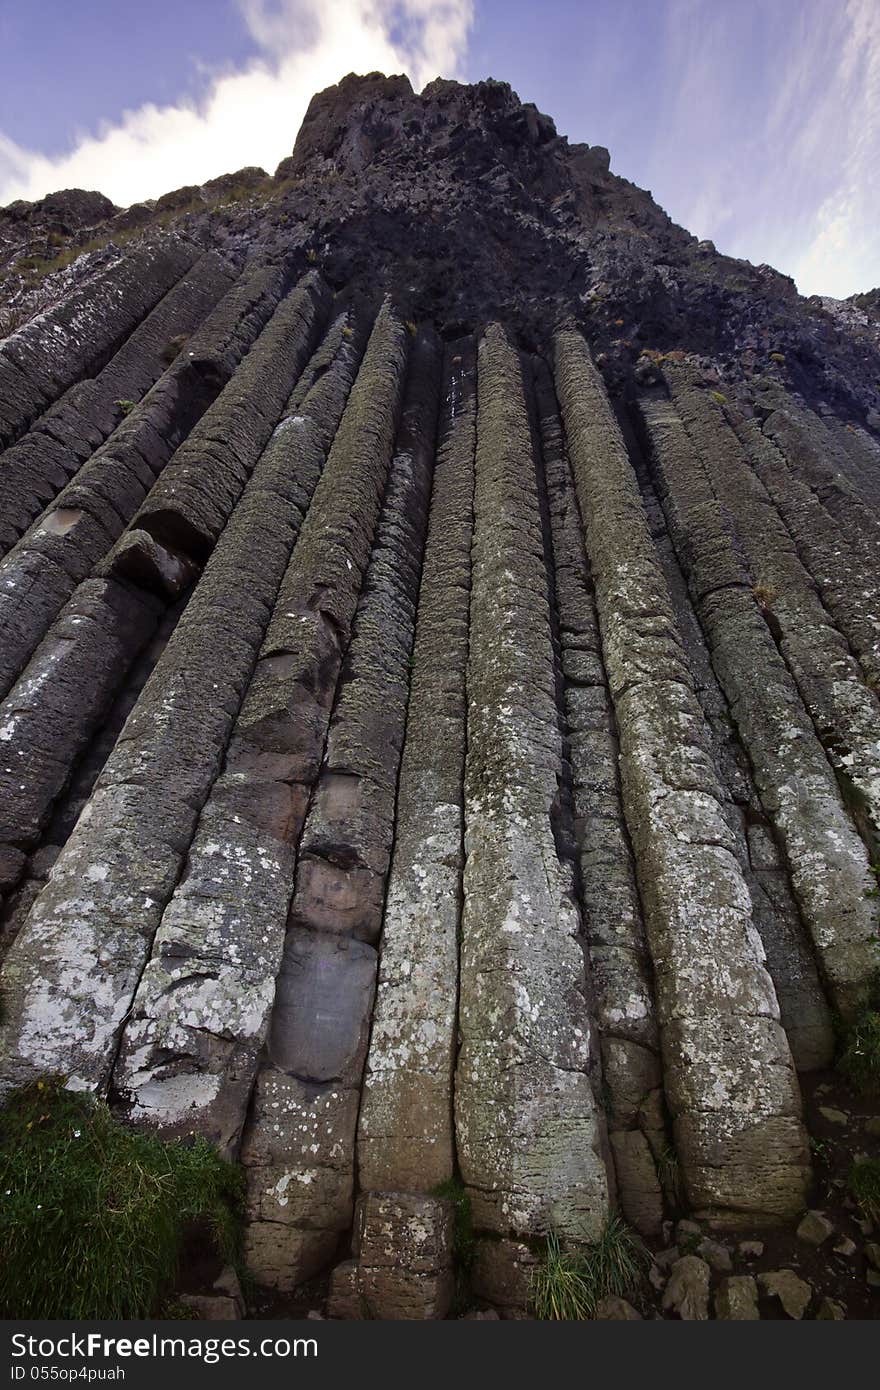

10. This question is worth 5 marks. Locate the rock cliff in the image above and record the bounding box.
[1,74,879,1320]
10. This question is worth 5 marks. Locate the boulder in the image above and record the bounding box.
[758,1270,812,1319]
[662,1256,710,1320]
[714,1276,760,1320]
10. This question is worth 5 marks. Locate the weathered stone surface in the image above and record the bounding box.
[178,1295,240,1320]
[0,301,339,1097]
[714,1276,759,1320]
[232,303,410,1287]
[127,271,329,561]
[635,453,835,1076]
[0,252,235,556]
[290,326,439,946]
[535,354,664,1235]
[470,1239,538,1314]
[455,324,611,1272]
[110,311,367,1144]
[661,1255,710,1320]
[268,931,376,1081]
[758,1268,812,1319]
[796,1210,834,1246]
[0,577,162,891]
[641,387,878,1019]
[0,261,291,701]
[732,409,880,697]
[594,1296,642,1319]
[357,340,475,1193]
[331,1194,454,1320]
[0,236,196,448]
[240,1069,359,1291]
[666,373,880,869]
[326,1261,362,1319]
[697,1238,732,1273]
[554,327,810,1225]
[815,1297,846,1320]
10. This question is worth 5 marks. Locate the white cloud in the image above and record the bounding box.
[786,0,880,296]
[0,0,473,208]
[656,0,880,297]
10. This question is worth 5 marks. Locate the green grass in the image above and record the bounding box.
[657,1142,683,1205]
[431,1177,475,1313]
[530,1215,649,1320]
[0,1076,242,1318]
[847,1158,880,1221]
[836,971,880,1096]
[115,399,136,416]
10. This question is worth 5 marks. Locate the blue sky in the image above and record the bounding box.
[0,0,877,297]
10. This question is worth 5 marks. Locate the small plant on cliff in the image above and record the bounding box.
[752,583,775,613]
[531,1215,649,1320]
[432,1177,474,1312]
[531,1231,594,1320]
[0,1076,242,1318]
[161,333,189,365]
[657,1141,684,1205]
[115,398,136,416]
[838,1008,880,1094]
[836,972,880,1095]
[847,1158,880,1221]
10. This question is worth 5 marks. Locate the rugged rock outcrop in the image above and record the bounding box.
[1,73,878,1319]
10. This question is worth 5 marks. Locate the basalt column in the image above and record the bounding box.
[219,301,411,1291]
[455,324,612,1312]
[338,341,477,1319]
[271,328,444,1318]
[532,358,666,1236]
[639,385,878,1017]
[0,280,331,1096]
[554,327,810,1226]
[110,309,370,1141]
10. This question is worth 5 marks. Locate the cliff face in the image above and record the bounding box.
[0,75,879,1320]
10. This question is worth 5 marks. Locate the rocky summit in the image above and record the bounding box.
[0,74,879,1320]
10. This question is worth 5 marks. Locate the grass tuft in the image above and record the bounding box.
[838,1009,880,1094]
[530,1214,649,1320]
[431,1177,475,1313]
[836,971,880,1096]
[847,1158,880,1221]
[0,1077,242,1318]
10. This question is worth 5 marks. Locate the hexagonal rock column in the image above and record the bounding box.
[455,323,612,1304]
[0,262,296,702]
[668,370,880,920]
[109,311,368,1143]
[327,1195,454,1320]
[357,340,476,1194]
[732,410,880,694]
[532,356,665,1237]
[554,327,810,1226]
[0,235,197,449]
[640,387,878,1019]
[0,293,335,1100]
[231,302,412,1290]
[0,251,235,558]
